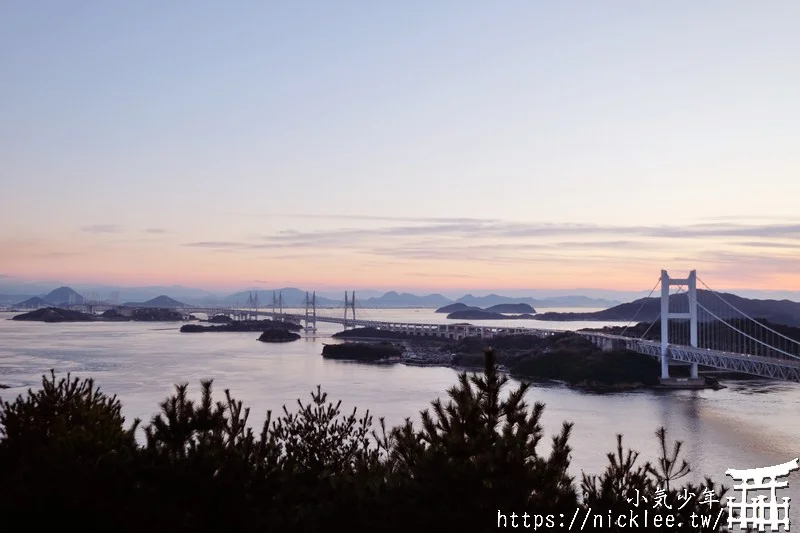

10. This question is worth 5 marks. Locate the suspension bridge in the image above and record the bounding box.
[67,270,800,383]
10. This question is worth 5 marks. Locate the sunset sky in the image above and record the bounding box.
[1,2,798,294]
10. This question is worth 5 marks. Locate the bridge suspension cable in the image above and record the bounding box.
[696,276,800,360]
[694,299,800,361]
[665,284,691,347]
[697,276,800,346]
[620,277,661,338]
[635,284,687,341]
[351,294,378,325]
[638,312,660,340]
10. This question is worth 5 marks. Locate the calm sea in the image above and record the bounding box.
[1,308,798,516]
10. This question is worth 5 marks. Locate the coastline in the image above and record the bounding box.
[324,335,721,392]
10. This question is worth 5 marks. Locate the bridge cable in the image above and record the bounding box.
[638,312,660,340]
[696,277,800,349]
[694,300,800,361]
[638,285,686,341]
[620,277,662,337]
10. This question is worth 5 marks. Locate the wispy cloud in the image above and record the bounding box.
[407,272,483,279]
[80,224,123,234]
[698,215,796,222]
[692,253,800,283]
[243,220,800,247]
[736,241,800,250]
[183,241,245,249]
[188,221,799,247]
[694,251,800,268]
[180,220,800,255]
[144,228,168,234]
[178,219,800,275]
[232,213,501,224]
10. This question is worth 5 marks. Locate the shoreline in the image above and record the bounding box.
[327,353,721,392]
[323,338,724,392]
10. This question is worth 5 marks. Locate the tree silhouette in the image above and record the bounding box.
[389,348,577,529]
[0,355,730,532]
[0,371,138,529]
[581,428,729,532]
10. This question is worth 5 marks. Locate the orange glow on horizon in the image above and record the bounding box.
[3,227,799,293]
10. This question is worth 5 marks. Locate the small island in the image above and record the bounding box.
[435,303,479,313]
[485,303,536,313]
[11,307,186,322]
[180,319,302,333]
[446,309,536,320]
[11,308,94,323]
[102,308,184,321]
[322,341,404,362]
[258,329,301,343]
[436,302,536,315]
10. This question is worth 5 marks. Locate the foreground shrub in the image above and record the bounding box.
[0,351,728,532]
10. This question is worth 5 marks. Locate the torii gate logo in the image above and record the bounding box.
[726,458,799,531]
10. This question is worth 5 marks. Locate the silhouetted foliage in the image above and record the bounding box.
[0,350,729,532]
[581,428,728,531]
[0,371,139,528]
[389,349,576,529]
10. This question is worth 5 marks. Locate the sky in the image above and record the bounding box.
[1,1,799,295]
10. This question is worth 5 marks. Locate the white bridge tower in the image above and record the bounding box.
[660,269,699,381]
[343,291,356,329]
[304,291,317,332]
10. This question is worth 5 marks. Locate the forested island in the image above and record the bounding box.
[322,341,403,361]
[446,309,536,320]
[180,319,302,333]
[435,302,537,319]
[11,308,94,322]
[327,328,713,390]
[10,307,185,322]
[435,302,536,314]
[257,329,301,343]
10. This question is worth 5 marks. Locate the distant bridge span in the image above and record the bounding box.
[65,270,800,383]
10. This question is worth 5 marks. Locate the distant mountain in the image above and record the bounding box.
[532,296,620,308]
[534,290,800,327]
[42,286,84,305]
[314,289,385,300]
[456,294,532,307]
[217,289,454,309]
[2,283,620,311]
[455,294,617,308]
[221,288,342,308]
[362,291,452,308]
[104,285,217,304]
[13,296,50,308]
[1,294,35,306]
[122,295,186,308]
